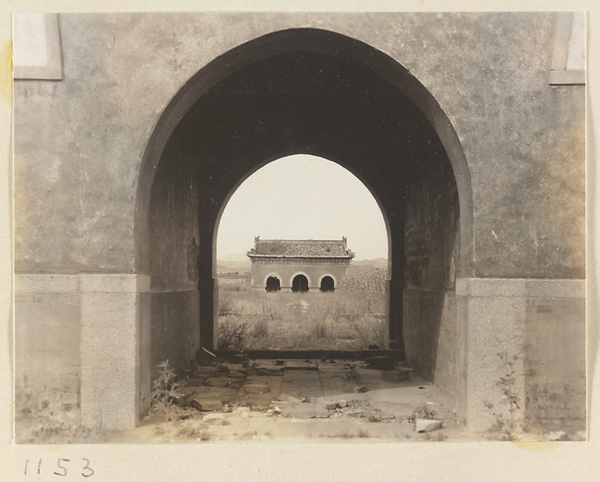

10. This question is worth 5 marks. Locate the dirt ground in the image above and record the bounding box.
[108,358,477,443]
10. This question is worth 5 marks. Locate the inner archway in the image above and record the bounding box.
[291,275,309,293]
[139,27,471,410]
[265,276,281,292]
[320,276,335,292]
[215,154,389,350]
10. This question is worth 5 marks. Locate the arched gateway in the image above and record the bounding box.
[139,26,471,424]
[14,13,585,439]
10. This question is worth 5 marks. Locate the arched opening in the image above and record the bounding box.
[292,274,309,293]
[215,154,388,351]
[265,276,281,292]
[320,276,335,292]
[137,27,472,414]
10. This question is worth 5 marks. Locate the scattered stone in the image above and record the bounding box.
[415,418,443,432]
[412,405,437,421]
[354,386,369,393]
[203,413,226,422]
[267,406,282,416]
[244,383,271,394]
[381,370,410,381]
[170,386,197,404]
[233,407,250,418]
[228,369,248,379]
[326,400,348,410]
[188,396,223,412]
[346,409,365,418]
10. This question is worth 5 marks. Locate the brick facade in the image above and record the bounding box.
[247,237,354,291]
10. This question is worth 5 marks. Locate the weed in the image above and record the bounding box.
[310,319,330,339]
[358,429,370,438]
[252,318,269,338]
[218,317,249,350]
[217,271,387,350]
[150,360,185,415]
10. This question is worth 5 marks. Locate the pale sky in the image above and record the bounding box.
[217,155,388,260]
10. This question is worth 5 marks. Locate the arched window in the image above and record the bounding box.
[292,274,309,293]
[320,276,335,292]
[265,276,281,292]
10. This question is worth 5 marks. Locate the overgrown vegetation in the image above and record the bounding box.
[150,360,184,415]
[218,268,387,350]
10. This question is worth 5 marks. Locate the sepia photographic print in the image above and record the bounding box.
[11,9,588,451]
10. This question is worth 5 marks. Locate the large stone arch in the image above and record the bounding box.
[13,14,585,439]
[136,26,472,420]
[136,28,473,276]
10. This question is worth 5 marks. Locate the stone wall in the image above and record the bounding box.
[459,279,585,438]
[250,259,351,290]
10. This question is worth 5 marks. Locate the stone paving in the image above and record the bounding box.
[110,357,470,443]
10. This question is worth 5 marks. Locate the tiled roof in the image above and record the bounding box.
[247,237,355,259]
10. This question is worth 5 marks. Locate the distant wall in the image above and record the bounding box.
[250,260,351,290]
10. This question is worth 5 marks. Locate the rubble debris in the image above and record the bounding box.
[415,418,443,432]
[202,347,217,358]
[325,400,348,410]
[354,386,369,393]
[411,405,437,421]
[188,396,223,412]
[267,406,282,416]
[202,413,226,422]
[170,386,197,405]
[233,407,250,418]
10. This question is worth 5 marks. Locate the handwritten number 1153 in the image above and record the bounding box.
[24,458,94,477]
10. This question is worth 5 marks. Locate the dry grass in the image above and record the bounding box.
[218,270,386,350]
